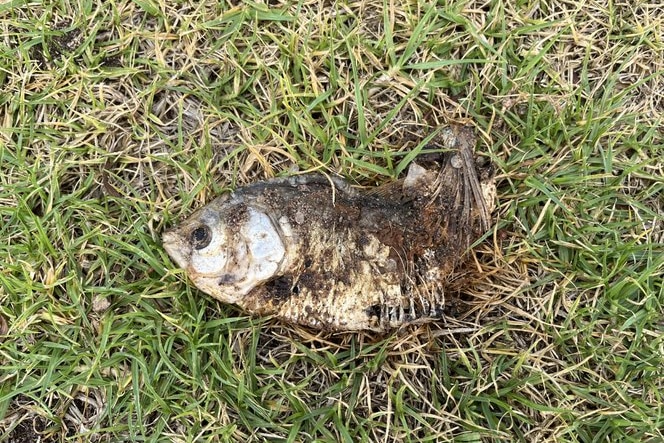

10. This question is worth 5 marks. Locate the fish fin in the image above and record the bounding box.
[455,126,491,232]
[364,179,407,202]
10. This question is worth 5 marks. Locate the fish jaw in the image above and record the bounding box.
[162,229,192,270]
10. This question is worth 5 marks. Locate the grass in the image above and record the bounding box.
[0,0,662,441]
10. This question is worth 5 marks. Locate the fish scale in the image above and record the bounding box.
[163,125,496,332]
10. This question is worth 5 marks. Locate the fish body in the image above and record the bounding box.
[163,126,495,332]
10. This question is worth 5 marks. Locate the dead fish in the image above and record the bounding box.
[163,126,496,332]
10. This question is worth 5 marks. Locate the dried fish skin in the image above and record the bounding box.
[163,126,495,332]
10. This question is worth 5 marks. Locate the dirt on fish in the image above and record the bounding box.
[163,125,496,332]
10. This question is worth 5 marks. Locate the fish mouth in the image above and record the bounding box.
[162,229,191,269]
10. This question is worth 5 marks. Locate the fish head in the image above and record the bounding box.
[163,196,291,304]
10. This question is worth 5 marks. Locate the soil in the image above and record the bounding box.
[4,415,54,443]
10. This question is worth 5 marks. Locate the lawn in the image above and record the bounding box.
[0,0,662,441]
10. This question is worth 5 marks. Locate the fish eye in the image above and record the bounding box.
[190,225,212,250]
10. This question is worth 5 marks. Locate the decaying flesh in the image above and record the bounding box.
[163,126,496,332]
